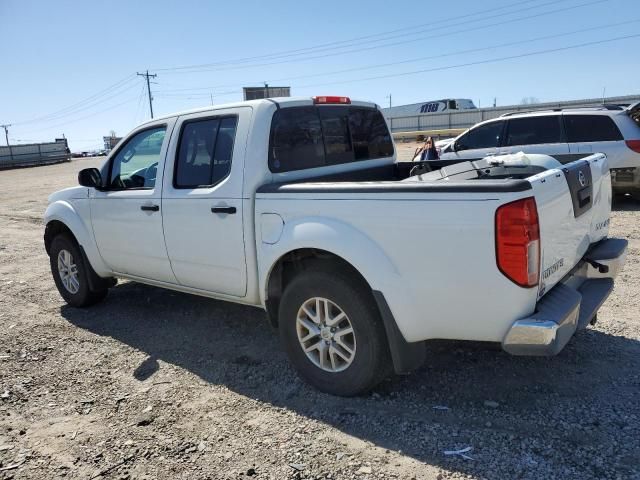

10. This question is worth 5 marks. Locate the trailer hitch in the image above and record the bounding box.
[584,258,609,274]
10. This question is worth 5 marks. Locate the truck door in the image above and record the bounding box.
[161,107,250,297]
[91,122,177,283]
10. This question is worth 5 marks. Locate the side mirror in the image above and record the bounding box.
[78,168,102,188]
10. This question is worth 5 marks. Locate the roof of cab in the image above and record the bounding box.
[138,96,379,127]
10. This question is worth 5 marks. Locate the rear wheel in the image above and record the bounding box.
[279,266,391,396]
[49,234,107,307]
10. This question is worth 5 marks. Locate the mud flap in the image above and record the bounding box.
[372,290,426,374]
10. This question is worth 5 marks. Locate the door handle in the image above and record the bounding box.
[140,204,160,212]
[211,206,236,214]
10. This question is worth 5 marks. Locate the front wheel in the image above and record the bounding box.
[49,234,107,307]
[279,266,391,396]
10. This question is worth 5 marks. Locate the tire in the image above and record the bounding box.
[279,265,391,396]
[49,234,108,308]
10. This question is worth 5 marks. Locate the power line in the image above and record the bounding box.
[154,0,566,72]
[20,81,140,127]
[137,71,157,118]
[12,75,137,126]
[16,96,140,136]
[153,18,639,96]
[154,33,640,102]
[155,0,603,74]
[132,83,147,128]
[292,33,640,90]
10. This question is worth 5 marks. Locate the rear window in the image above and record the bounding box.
[269,106,393,172]
[563,115,623,142]
[506,116,563,146]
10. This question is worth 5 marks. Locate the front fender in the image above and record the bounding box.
[44,200,110,276]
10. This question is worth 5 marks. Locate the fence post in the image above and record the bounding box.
[38,144,42,165]
[8,145,13,166]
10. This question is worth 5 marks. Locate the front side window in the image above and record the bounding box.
[174,116,237,188]
[564,115,623,142]
[108,127,166,189]
[506,116,563,146]
[457,121,504,150]
[268,106,393,172]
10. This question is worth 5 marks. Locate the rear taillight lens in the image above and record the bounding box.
[625,140,640,153]
[495,197,540,288]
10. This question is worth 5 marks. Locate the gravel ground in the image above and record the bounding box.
[0,158,639,480]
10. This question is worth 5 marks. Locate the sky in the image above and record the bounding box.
[1,0,639,151]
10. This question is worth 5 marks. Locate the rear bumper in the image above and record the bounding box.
[502,237,627,356]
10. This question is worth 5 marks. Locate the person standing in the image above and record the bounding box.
[416,136,439,161]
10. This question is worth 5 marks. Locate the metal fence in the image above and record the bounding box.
[387,94,640,135]
[0,140,70,169]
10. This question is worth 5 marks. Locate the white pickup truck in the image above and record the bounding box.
[45,96,627,396]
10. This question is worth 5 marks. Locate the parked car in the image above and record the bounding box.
[420,104,640,196]
[44,96,627,396]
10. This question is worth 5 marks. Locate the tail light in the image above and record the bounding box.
[625,140,640,153]
[313,96,351,105]
[495,197,540,288]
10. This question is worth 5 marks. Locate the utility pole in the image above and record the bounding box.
[210,93,214,106]
[264,82,269,99]
[493,97,497,108]
[386,94,392,109]
[0,124,10,146]
[137,70,157,119]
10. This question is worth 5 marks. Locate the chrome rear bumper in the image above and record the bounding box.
[502,237,627,356]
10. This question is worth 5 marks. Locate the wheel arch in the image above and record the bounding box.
[260,217,425,374]
[44,220,76,255]
[264,247,371,327]
[44,201,110,276]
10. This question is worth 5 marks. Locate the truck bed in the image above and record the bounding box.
[256,153,613,345]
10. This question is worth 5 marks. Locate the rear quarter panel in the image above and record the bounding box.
[256,191,539,343]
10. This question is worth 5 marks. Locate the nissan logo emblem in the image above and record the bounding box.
[578,170,586,187]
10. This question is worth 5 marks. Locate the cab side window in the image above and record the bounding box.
[174,116,238,188]
[108,127,166,190]
[457,121,504,150]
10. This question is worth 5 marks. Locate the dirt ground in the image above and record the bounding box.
[0,158,639,480]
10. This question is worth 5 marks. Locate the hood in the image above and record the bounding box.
[48,186,89,204]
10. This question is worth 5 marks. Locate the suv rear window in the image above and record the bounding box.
[269,106,393,172]
[563,115,623,142]
[506,116,563,146]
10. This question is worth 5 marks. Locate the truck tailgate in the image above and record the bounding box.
[528,153,612,298]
